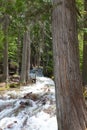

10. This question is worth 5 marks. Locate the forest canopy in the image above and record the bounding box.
[0,0,86,83]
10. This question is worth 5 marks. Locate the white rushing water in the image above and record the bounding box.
[0,77,58,130]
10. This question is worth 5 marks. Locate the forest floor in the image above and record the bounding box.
[0,77,58,130]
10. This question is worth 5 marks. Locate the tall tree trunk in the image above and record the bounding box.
[3,14,9,83]
[17,28,21,75]
[26,31,31,83]
[82,0,87,86]
[20,31,31,84]
[20,31,27,83]
[52,0,87,130]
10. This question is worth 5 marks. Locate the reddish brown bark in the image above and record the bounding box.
[52,0,87,130]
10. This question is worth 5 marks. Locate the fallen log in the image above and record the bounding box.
[0,99,17,111]
[0,104,20,120]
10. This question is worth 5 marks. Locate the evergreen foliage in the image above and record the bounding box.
[0,0,86,78]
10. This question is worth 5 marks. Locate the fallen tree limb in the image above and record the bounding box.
[0,99,17,111]
[0,104,20,120]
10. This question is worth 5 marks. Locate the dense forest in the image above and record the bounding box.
[0,0,53,84]
[0,0,87,130]
[0,0,86,84]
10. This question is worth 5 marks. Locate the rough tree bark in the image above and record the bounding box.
[26,31,31,83]
[3,14,9,83]
[82,0,87,86]
[20,31,31,84]
[20,31,28,83]
[52,0,87,130]
[17,27,21,75]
